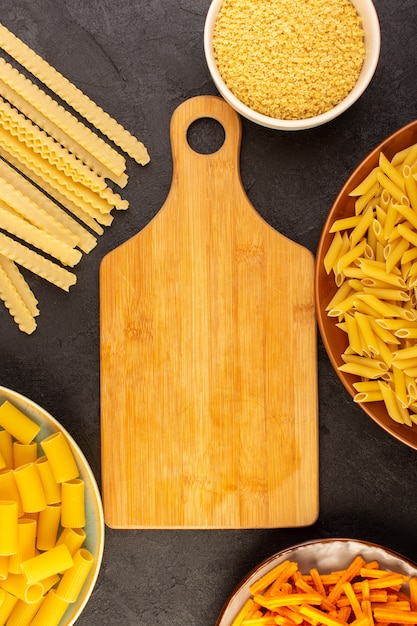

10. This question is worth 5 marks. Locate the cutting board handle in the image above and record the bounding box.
[170,95,242,177]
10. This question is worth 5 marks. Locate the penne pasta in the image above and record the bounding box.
[324,140,417,425]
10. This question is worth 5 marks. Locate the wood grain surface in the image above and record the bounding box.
[100,95,319,529]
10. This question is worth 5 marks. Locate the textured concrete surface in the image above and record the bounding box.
[0,1,416,624]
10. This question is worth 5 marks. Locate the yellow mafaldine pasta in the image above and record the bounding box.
[40,432,79,483]
[29,589,70,626]
[0,23,150,166]
[34,456,61,505]
[8,518,37,574]
[13,463,46,513]
[36,503,61,551]
[20,543,73,585]
[56,548,94,603]
[0,572,44,604]
[0,500,18,555]
[0,260,37,335]
[0,401,40,444]
[61,478,85,528]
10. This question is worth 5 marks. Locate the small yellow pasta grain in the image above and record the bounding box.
[212,0,365,120]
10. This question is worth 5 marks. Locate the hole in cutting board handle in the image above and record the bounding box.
[186,117,225,155]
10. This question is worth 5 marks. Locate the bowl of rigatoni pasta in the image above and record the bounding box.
[315,119,417,450]
[0,386,104,625]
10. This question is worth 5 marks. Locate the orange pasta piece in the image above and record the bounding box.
[299,604,349,626]
[327,557,366,604]
[373,608,417,623]
[409,577,417,612]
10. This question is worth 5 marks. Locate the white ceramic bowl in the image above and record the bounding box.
[204,0,381,130]
[0,386,104,626]
[216,538,417,625]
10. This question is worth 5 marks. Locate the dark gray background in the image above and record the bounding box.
[0,1,416,624]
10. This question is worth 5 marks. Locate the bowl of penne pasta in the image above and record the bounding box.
[315,119,417,449]
[0,386,104,625]
[204,0,380,130]
[216,537,417,626]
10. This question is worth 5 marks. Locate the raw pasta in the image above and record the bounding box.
[324,140,417,426]
[0,399,95,624]
[0,21,151,333]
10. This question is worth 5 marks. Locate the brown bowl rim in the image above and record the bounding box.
[315,119,417,450]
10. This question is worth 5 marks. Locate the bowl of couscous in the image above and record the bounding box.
[204,0,380,130]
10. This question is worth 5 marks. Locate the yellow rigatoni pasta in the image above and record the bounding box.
[0,399,95,622]
[12,441,37,469]
[0,470,23,517]
[0,555,8,579]
[13,463,46,513]
[0,429,13,469]
[40,432,79,483]
[29,589,70,626]
[56,527,86,557]
[61,478,85,528]
[5,595,42,625]
[0,402,40,444]
[20,543,73,585]
[0,590,18,623]
[0,572,44,604]
[36,503,61,551]
[8,518,37,575]
[56,548,94,602]
[0,500,18,555]
[34,456,61,505]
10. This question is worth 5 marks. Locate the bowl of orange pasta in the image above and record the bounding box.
[216,538,417,626]
[0,386,104,625]
[316,119,417,449]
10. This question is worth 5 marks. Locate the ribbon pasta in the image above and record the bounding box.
[324,140,417,426]
[0,21,151,334]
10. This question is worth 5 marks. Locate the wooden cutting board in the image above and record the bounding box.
[100,95,318,529]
